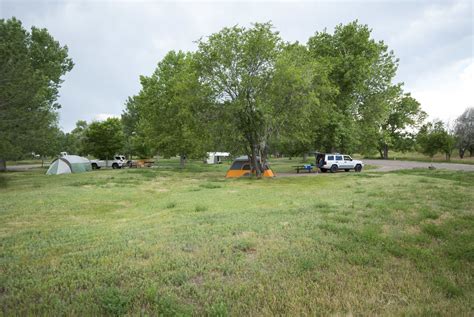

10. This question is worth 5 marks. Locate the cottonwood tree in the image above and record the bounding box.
[307,21,416,155]
[196,23,283,177]
[0,18,73,171]
[454,107,474,158]
[139,51,211,167]
[83,118,124,160]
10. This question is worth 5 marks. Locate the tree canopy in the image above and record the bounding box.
[83,118,124,159]
[125,21,430,175]
[0,18,73,170]
[4,18,453,173]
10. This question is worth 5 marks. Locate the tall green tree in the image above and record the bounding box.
[83,118,124,160]
[139,51,211,167]
[196,22,283,177]
[0,18,73,170]
[307,21,399,153]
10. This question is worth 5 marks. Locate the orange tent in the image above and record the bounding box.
[225,156,275,178]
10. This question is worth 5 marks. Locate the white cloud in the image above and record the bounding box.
[411,57,473,122]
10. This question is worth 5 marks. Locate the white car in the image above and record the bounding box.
[315,153,364,173]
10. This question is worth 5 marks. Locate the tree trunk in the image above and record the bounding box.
[383,145,389,159]
[250,144,261,178]
[446,152,450,161]
[378,149,384,159]
[180,155,186,168]
[261,144,269,168]
[459,148,465,159]
[470,148,473,157]
[0,159,6,172]
[303,153,308,162]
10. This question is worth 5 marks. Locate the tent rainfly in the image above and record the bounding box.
[46,155,92,175]
[225,156,275,178]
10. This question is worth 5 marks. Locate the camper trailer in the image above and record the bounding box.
[206,152,230,164]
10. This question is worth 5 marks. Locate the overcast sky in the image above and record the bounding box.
[2,0,473,132]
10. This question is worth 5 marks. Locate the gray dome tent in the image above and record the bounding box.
[46,155,92,175]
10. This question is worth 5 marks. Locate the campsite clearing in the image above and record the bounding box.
[0,159,473,315]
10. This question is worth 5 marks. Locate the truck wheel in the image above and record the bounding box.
[112,163,118,169]
[355,164,362,172]
[330,165,338,173]
[92,163,98,170]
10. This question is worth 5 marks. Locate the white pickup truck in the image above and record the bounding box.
[90,155,129,169]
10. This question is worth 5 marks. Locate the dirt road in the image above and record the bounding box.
[277,159,474,177]
[363,159,474,172]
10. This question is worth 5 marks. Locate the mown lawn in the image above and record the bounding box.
[0,160,473,315]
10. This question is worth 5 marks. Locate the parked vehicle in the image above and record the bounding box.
[315,153,364,173]
[90,155,129,169]
[206,152,230,164]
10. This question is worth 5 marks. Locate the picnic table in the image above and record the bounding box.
[129,159,155,168]
[293,164,315,173]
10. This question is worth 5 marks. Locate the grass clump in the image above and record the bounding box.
[194,204,208,212]
[99,287,130,316]
[199,182,222,189]
[165,202,176,209]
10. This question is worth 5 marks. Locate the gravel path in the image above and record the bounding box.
[363,159,474,172]
[277,159,474,177]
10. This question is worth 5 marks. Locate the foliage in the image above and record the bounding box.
[0,18,73,167]
[196,22,283,176]
[138,51,212,167]
[308,21,396,153]
[83,118,125,159]
[60,120,89,155]
[417,120,456,160]
[454,107,474,158]
[268,43,335,157]
[376,92,426,158]
[307,21,425,157]
[121,97,152,158]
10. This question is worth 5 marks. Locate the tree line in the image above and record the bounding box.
[1,18,473,173]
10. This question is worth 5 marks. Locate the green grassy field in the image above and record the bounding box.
[0,159,473,315]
